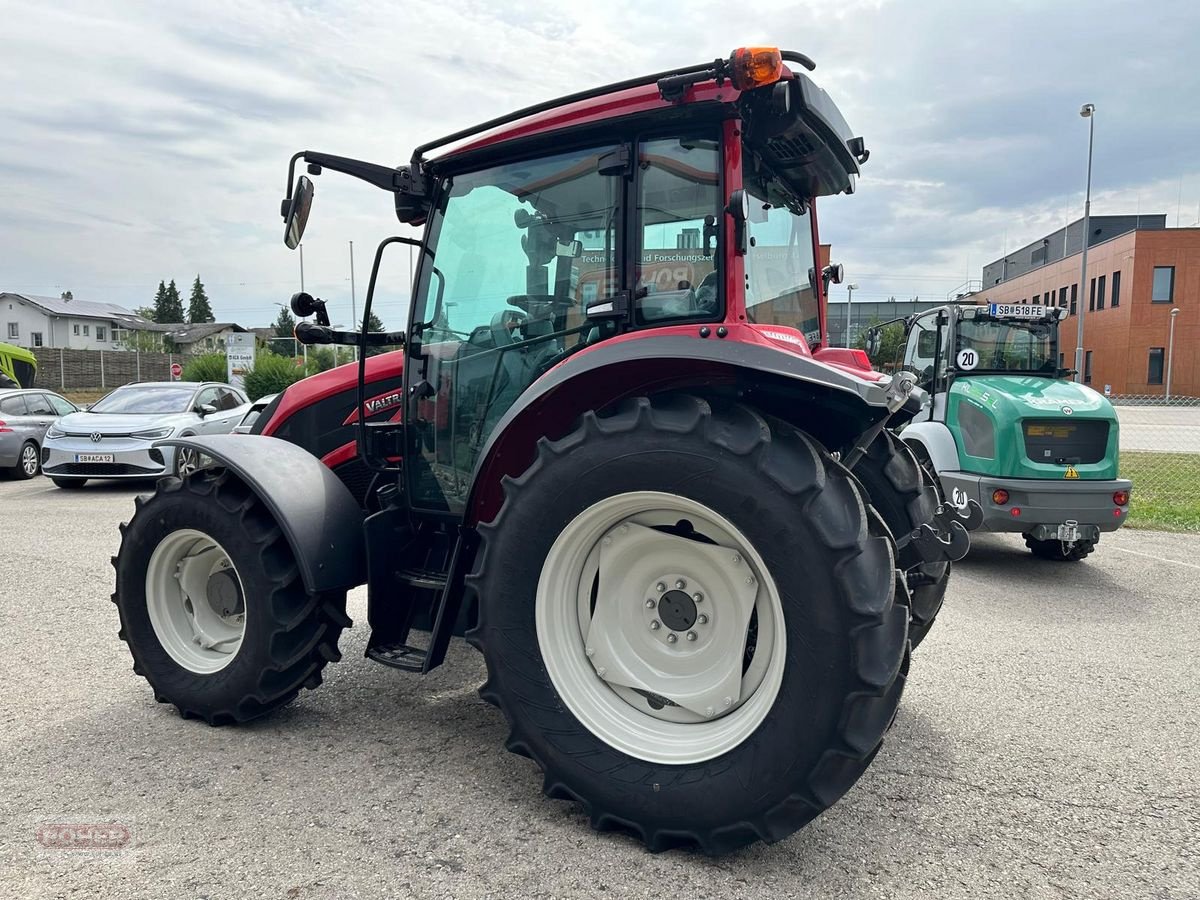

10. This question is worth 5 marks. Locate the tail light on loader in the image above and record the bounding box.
[992,488,1010,505]
[1113,489,1129,506]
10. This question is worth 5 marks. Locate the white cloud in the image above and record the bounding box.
[1,0,1198,323]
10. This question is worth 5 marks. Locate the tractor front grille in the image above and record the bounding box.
[1023,419,1109,465]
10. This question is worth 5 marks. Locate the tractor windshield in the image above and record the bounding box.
[742,187,818,345]
[956,318,1058,374]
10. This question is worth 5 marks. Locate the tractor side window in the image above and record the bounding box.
[635,134,722,324]
[407,145,622,514]
[743,192,818,345]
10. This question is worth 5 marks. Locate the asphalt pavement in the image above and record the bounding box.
[1,476,1197,899]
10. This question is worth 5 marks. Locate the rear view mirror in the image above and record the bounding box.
[865,328,882,357]
[282,175,314,249]
[197,404,217,417]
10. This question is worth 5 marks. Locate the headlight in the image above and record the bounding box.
[46,426,65,439]
[132,426,174,440]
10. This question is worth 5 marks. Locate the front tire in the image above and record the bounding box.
[1024,534,1096,561]
[466,395,908,853]
[112,470,351,724]
[11,441,40,479]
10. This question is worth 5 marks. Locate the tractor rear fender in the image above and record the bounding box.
[464,333,897,527]
[158,435,367,594]
[897,421,959,474]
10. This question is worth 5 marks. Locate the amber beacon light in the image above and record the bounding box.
[728,47,785,90]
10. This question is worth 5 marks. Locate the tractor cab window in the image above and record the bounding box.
[408,145,621,513]
[743,189,818,345]
[635,135,722,324]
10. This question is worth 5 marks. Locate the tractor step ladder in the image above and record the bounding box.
[365,642,428,672]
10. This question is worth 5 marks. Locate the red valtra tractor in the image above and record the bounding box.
[113,48,973,853]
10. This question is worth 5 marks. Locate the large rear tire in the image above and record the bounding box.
[466,395,908,853]
[853,432,949,649]
[112,470,351,724]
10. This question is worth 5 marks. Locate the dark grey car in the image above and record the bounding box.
[0,389,78,479]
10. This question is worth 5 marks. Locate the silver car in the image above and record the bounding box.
[0,388,79,479]
[43,381,249,488]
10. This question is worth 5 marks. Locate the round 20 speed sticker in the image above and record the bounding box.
[956,348,979,370]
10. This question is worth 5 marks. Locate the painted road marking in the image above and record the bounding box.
[1113,547,1200,570]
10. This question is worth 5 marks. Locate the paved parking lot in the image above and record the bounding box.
[2,475,1197,899]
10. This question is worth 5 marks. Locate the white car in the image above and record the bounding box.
[231,393,278,434]
[43,381,250,488]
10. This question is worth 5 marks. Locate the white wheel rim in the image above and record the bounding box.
[21,445,38,475]
[177,448,200,477]
[536,491,787,766]
[145,529,247,674]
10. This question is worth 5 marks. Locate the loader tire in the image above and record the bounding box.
[112,469,351,725]
[465,394,908,854]
[1024,535,1096,561]
[856,433,950,648]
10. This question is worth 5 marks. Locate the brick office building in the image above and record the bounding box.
[973,216,1199,396]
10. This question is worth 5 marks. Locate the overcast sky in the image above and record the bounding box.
[3,0,1199,327]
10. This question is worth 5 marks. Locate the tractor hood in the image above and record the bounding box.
[947,375,1120,480]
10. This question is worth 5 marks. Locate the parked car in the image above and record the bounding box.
[231,393,278,434]
[0,388,78,479]
[42,382,249,488]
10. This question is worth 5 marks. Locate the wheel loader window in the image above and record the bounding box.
[635,134,722,325]
[407,145,621,514]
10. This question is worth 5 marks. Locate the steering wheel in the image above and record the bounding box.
[490,309,528,347]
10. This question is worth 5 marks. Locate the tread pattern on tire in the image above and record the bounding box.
[112,470,349,725]
[851,432,949,648]
[1024,534,1095,561]
[464,394,909,854]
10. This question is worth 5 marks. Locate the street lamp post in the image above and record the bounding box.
[845,283,860,348]
[1074,103,1096,383]
[1166,306,1180,401]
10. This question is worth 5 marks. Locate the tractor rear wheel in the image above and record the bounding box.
[852,432,949,649]
[112,470,351,724]
[466,394,908,853]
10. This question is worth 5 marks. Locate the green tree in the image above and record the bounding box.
[162,279,185,323]
[265,306,298,357]
[151,281,168,322]
[133,305,156,322]
[187,275,214,324]
[855,317,908,371]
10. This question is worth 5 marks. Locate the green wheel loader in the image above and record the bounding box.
[868,302,1131,561]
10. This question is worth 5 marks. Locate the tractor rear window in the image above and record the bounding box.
[743,190,818,345]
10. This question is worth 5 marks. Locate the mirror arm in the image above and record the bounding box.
[286,151,428,197]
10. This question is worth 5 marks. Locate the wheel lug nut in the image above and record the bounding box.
[655,582,666,593]
[732,554,741,564]
[693,592,703,603]
[597,667,607,677]
[704,707,715,718]
[746,575,755,585]
[586,647,595,657]
[645,598,656,609]
[723,697,732,708]
[685,631,697,642]
[649,620,661,631]
[675,578,686,589]
[697,614,708,625]
[666,633,678,644]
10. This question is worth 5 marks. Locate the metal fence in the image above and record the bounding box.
[1111,395,1200,529]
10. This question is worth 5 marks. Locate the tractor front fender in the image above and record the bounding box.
[465,333,897,526]
[158,435,366,593]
